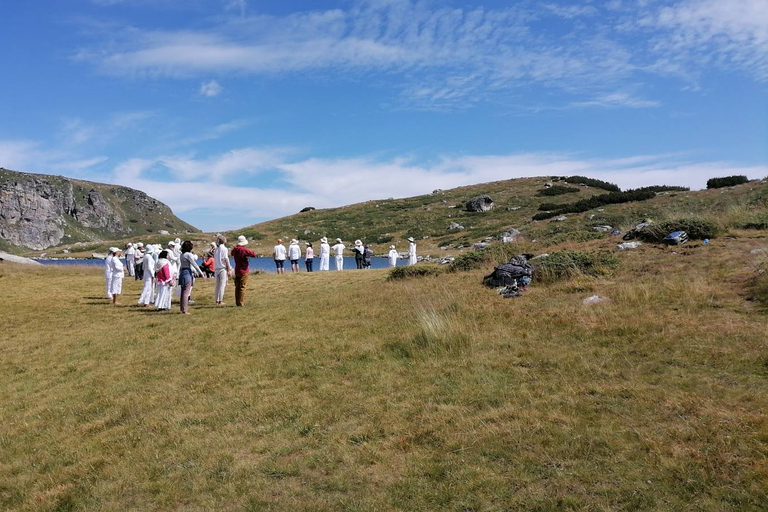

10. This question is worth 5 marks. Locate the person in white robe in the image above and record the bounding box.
[109,248,126,306]
[138,245,156,306]
[332,238,345,271]
[154,251,173,311]
[388,245,399,267]
[125,243,135,277]
[104,248,115,299]
[319,237,331,271]
[407,237,417,266]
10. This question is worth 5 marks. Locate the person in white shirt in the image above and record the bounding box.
[125,243,135,277]
[288,239,301,273]
[273,239,287,274]
[213,235,232,305]
[319,237,330,271]
[332,238,345,271]
[110,247,126,306]
[407,237,417,266]
[104,248,115,298]
[388,245,399,267]
[305,242,315,272]
[138,245,156,306]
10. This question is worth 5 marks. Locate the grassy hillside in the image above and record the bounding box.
[229,176,768,256]
[1,224,768,509]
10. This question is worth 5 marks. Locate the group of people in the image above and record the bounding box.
[104,234,419,312]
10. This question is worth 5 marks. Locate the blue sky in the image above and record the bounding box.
[1,0,767,232]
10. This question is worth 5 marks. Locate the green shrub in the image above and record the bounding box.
[707,176,749,189]
[388,265,443,280]
[446,250,489,273]
[633,218,719,242]
[539,230,605,246]
[636,185,690,193]
[563,176,620,192]
[533,189,657,220]
[536,186,580,197]
[533,250,619,283]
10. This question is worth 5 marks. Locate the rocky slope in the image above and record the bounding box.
[0,168,198,250]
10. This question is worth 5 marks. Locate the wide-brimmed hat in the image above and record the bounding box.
[237,235,249,246]
[167,240,176,246]
[126,242,133,247]
[320,237,328,243]
[113,247,122,253]
[390,245,396,249]
[290,239,298,245]
[354,239,363,246]
[136,242,144,248]
[174,238,181,244]
[336,238,342,243]
[407,237,415,242]
[109,246,119,253]
[145,245,155,254]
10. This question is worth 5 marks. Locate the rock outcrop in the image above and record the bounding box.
[0,168,198,250]
[466,195,494,212]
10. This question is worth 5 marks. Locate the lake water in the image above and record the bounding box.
[34,256,407,273]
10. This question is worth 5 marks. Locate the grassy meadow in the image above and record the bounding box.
[2,233,768,510]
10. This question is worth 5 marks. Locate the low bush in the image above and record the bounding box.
[388,265,443,280]
[539,230,606,246]
[707,176,749,189]
[636,185,690,193]
[533,189,657,220]
[446,250,489,273]
[563,176,621,192]
[633,218,719,243]
[536,186,580,197]
[533,250,619,283]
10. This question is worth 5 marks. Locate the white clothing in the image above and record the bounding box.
[332,243,345,256]
[388,249,399,267]
[155,283,172,310]
[109,275,123,296]
[213,245,229,271]
[273,244,287,261]
[319,242,330,271]
[138,257,156,305]
[166,250,179,278]
[320,243,330,256]
[408,242,417,266]
[125,248,135,276]
[214,268,228,303]
[335,255,344,271]
[305,247,314,260]
[104,254,114,298]
[288,243,301,260]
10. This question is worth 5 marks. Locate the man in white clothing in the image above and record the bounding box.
[288,239,301,273]
[125,243,135,277]
[213,235,232,305]
[138,245,156,306]
[407,237,417,266]
[319,237,331,271]
[104,248,115,298]
[273,239,287,274]
[332,238,345,270]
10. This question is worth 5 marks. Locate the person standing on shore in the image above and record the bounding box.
[305,242,314,272]
[407,237,417,266]
[353,240,365,269]
[104,247,115,299]
[213,235,232,306]
[178,240,204,315]
[363,244,373,269]
[134,243,145,281]
[288,239,301,273]
[273,239,287,274]
[388,245,399,267]
[319,237,330,271]
[138,245,156,306]
[332,238,346,271]
[154,250,173,311]
[109,247,126,306]
[125,243,135,278]
[231,235,256,306]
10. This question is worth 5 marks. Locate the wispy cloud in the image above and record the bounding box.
[0,139,108,176]
[199,79,223,97]
[570,92,660,109]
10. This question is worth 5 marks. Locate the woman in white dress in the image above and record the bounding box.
[407,237,417,266]
[109,248,126,306]
[154,250,173,311]
[104,247,115,299]
[319,237,330,271]
[388,245,399,267]
[138,245,156,306]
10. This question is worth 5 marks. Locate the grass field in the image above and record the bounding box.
[2,233,768,510]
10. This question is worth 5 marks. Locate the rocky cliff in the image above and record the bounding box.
[0,168,198,250]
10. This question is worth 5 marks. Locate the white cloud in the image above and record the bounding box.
[225,0,246,18]
[199,79,223,97]
[570,92,660,109]
[0,139,108,176]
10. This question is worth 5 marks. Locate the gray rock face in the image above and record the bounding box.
[449,222,464,230]
[466,195,494,212]
[0,168,196,250]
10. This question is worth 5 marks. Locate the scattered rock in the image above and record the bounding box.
[554,216,568,222]
[617,242,642,250]
[530,253,550,260]
[439,256,455,265]
[300,206,316,213]
[583,295,610,305]
[0,252,43,265]
[466,195,494,212]
[501,228,521,243]
[544,182,553,188]
[750,248,767,255]
[158,230,170,235]
[474,243,488,250]
[449,222,465,230]
[432,189,443,194]
[508,206,521,211]
[610,230,623,236]
[593,225,613,232]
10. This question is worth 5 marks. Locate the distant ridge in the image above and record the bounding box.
[0,168,198,250]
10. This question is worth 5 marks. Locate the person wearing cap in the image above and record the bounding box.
[231,235,257,306]
[288,239,301,273]
[179,240,204,314]
[304,242,314,272]
[104,247,116,299]
[332,238,346,271]
[388,245,399,267]
[109,247,126,306]
[407,237,417,266]
[125,243,136,277]
[353,240,365,269]
[138,244,156,306]
[154,250,173,311]
[319,237,330,271]
[134,242,145,281]
[213,235,232,305]
[273,239,287,275]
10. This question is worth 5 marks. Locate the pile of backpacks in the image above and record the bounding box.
[483,254,534,298]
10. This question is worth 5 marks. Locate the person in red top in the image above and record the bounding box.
[230,235,257,306]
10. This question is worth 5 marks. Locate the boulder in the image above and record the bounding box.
[501,228,521,243]
[300,206,316,213]
[449,222,464,230]
[158,230,170,235]
[0,251,42,265]
[593,225,613,232]
[465,195,494,212]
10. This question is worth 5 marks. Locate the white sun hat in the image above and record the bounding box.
[237,235,249,246]
[390,245,395,249]
[336,238,342,243]
[407,237,415,242]
[320,237,328,243]
[354,239,363,246]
